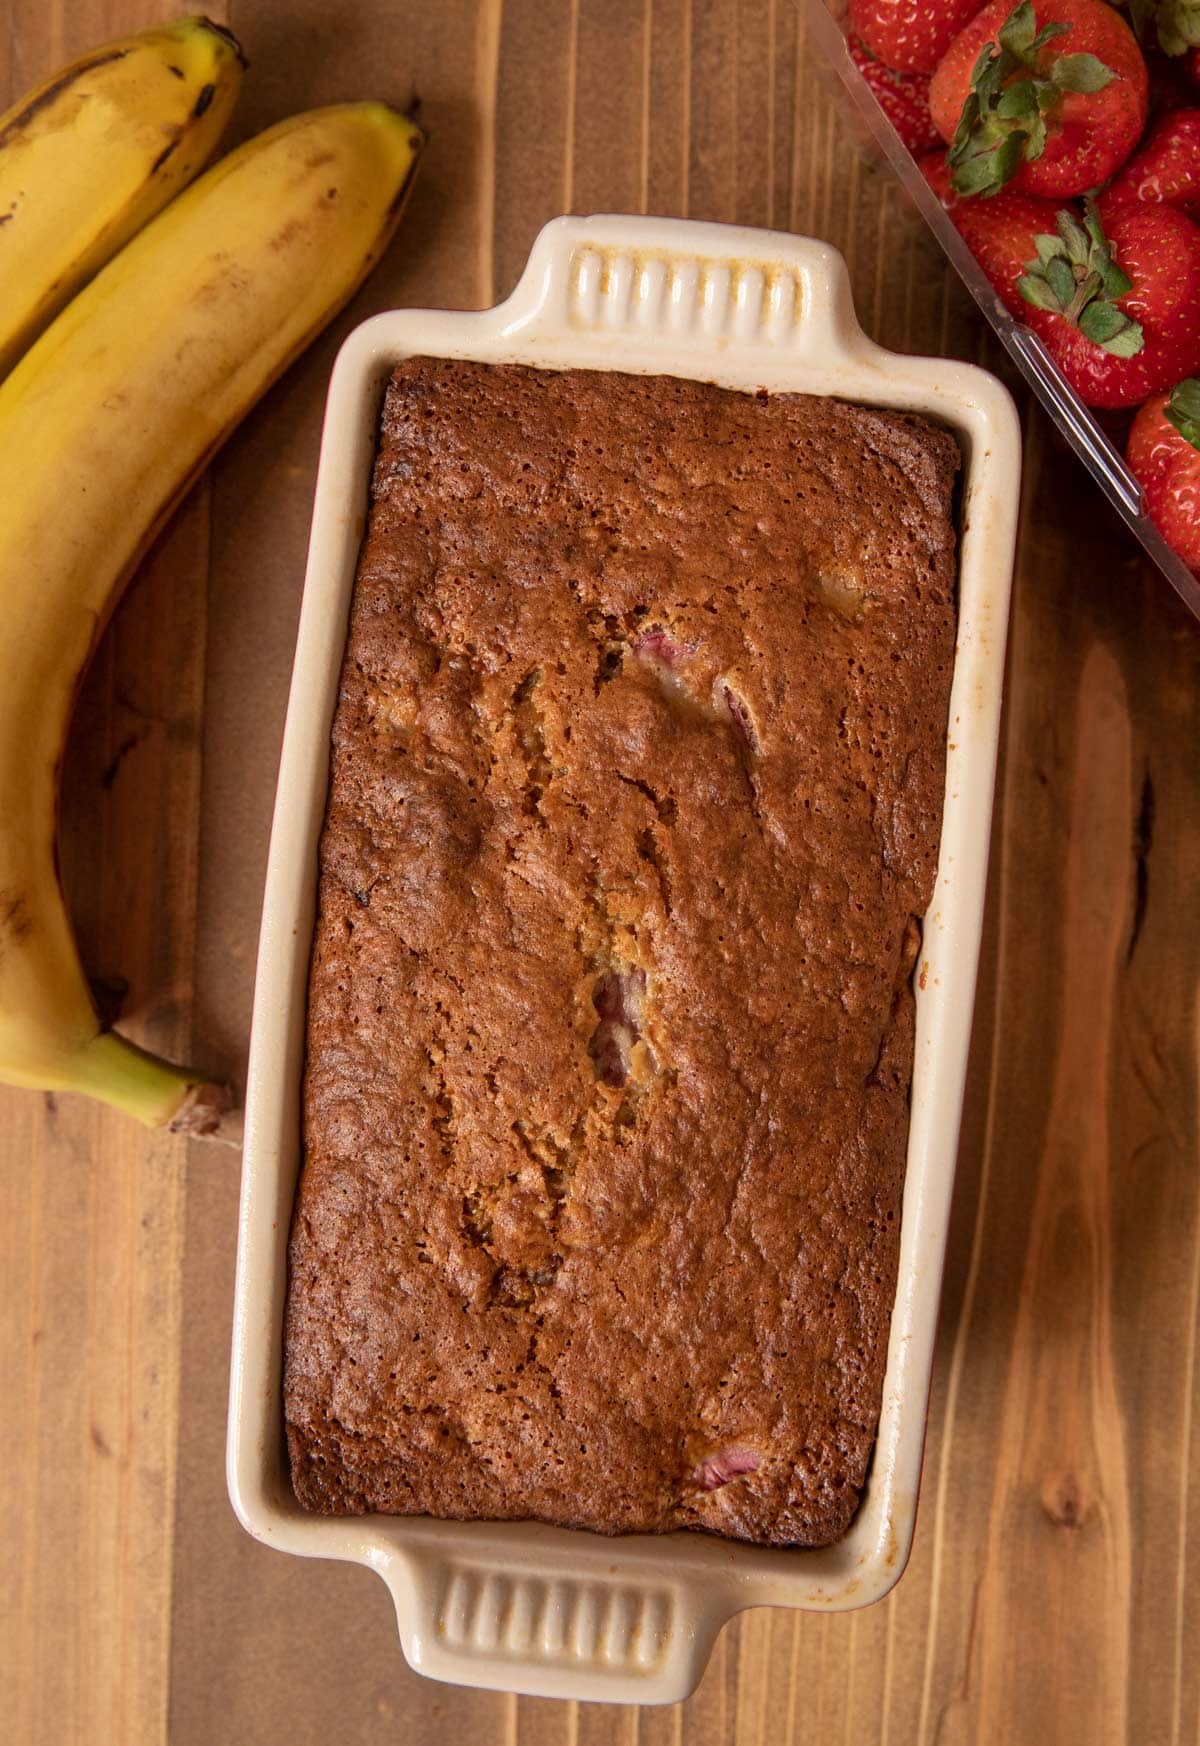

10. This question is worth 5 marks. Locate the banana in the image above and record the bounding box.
[0,15,244,377]
[0,101,424,1130]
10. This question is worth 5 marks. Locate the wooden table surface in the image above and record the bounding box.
[3,2,1199,1742]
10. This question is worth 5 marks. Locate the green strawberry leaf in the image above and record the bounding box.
[1078,199,1134,296]
[1017,271,1068,311]
[970,44,1013,111]
[1019,203,1146,357]
[1098,320,1145,357]
[1025,112,1049,158]
[1057,208,1090,266]
[992,130,1030,186]
[1169,379,1200,421]
[1079,301,1129,342]
[948,3,1115,198]
[1096,252,1133,300]
[1158,1,1200,53]
[1031,19,1073,50]
[1046,254,1078,304]
[1050,52,1116,92]
[952,148,1007,194]
[951,92,982,154]
[1122,0,1200,55]
[999,1,1038,53]
[997,80,1039,116]
[1166,379,1200,449]
[1175,1,1200,48]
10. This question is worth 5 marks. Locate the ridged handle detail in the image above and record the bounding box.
[568,244,806,346]
[397,1551,720,1702]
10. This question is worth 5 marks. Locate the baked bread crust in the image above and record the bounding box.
[284,359,959,1547]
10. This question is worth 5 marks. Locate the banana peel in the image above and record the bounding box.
[0,102,425,1131]
[0,15,245,377]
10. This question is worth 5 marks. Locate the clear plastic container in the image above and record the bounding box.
[808,0,1200,623]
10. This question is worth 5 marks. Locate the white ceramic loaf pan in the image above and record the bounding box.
[228,214,1021,1706]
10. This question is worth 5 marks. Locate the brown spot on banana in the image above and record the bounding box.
[269,217,311,255]
[0,49,129,148]
[0,891,33,960]
[150,136,181,176]
[192,82,216,119]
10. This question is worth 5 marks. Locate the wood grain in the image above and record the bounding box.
[972,638,1135,1742]
[1,2,1198,1742]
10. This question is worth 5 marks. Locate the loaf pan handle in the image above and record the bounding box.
[381,1544,729,1705]
[498,213,866,363]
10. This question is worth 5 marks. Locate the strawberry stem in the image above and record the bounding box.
[947,0,1115,197]
[1015,200,1144,356]
[1166,378,1200,450]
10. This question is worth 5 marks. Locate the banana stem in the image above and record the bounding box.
[68,1030,230,1133]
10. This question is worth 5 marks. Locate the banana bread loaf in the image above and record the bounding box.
[284,358,959,1547]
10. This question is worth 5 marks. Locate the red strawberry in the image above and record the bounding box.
[849,0,987,74]
[1099,106,1200,220]
[930,0,1149,197]
[920,149,1063,291]
[850,37,942,151]
[918,149,956,196]
[1019,205,1200,405]
[1127,378,1200,570]
[921,157,1200,405]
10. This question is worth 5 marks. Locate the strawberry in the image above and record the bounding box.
[849,0,987,74]
[1022,206,1200,406]
[1099,106,1200,219]
[921,156,1200,405]
[930,0,1150,197]
[1127,378,1200,569]
[850,37,942,151]
[921,149,1066,290]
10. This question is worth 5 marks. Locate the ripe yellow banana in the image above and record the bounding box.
[0,15,244,378]
[0,101,424,1130]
